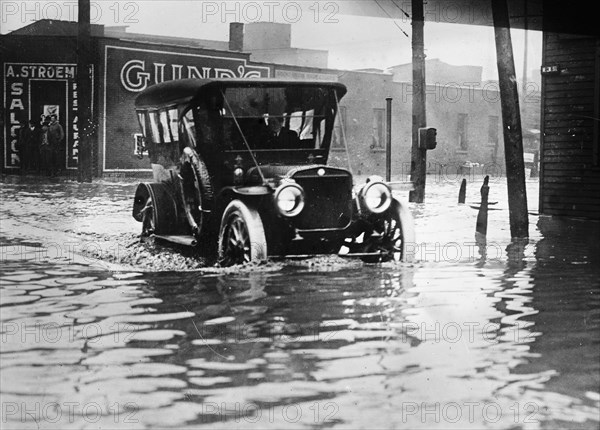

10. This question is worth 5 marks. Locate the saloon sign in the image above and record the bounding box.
[3,63,88,169]
[102,45,270,171]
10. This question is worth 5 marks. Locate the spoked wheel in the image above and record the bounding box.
[133,182,178,237]
[218,200,267,267]
[360,198,415,263]
[141,196,155,236]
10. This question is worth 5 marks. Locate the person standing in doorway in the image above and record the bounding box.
[39,119,52,176]
[47,114,65,176]
[19,120,41,172]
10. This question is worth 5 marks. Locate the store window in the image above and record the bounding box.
[332,105,347,149]
[458,113,468,151]
[372,108,385,149]
[488,115,499,146]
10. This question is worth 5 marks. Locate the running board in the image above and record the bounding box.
[153,234,197,247]
[271,252,386,260]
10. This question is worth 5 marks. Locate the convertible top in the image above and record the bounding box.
[134,78,348,109]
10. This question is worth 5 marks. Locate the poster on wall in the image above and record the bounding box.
[102,45,271,172]
[3,63,93,170]
[42,105,59,121]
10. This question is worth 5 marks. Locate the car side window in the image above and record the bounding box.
[168,108,179,142]
[148,111,161,143]
[136,111,147,137]
[159,110,172,143]
[181,109,197,148]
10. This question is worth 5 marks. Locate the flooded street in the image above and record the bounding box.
[1,174,599,429]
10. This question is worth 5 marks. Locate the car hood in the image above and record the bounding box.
[247,165,352,183]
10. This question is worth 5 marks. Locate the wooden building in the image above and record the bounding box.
[539,33,600,219]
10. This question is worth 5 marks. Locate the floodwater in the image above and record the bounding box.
[1,173,599,429]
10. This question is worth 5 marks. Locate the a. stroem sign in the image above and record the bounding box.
[102,45,271,172]
[3,63,87,170]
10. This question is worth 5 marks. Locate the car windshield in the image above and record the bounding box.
[190,86,338,152]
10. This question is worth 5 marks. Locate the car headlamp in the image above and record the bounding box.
[274,183,305,217]
[233,167,244,184]
[359,181,392,214]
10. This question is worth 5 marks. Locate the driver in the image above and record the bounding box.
[264,116,299,148]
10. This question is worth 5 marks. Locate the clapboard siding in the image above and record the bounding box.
[543,134,593,143]
[540,33,600,219]
[545,89,595,99]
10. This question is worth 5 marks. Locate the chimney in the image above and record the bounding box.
[229,22,244,51]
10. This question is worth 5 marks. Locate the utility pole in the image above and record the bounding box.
[77,0,93,182]
[521,0,529,95]
[385,97,392,182]
[492,0,529,238]
[409,0,427,203]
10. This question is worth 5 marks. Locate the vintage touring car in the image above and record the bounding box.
[131,78,414,266]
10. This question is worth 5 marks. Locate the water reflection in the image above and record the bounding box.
[1,177,598,429]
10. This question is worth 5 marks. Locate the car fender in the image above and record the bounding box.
[227,185,273,197]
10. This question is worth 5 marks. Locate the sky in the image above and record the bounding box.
[0,0,542,81]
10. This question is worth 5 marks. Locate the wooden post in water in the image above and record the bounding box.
[409,0,427,203]
[476,176,490,236]
[458,178,467,204]
[492,0,529,238]
[77,0,93,182]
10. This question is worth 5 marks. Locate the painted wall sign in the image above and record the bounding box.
[3,63,94,170]
[103,45,271,172]
[541,65,560,75]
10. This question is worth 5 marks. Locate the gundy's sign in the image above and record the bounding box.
[102,45,270,172]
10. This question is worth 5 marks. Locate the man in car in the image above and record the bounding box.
[264,116,299,148]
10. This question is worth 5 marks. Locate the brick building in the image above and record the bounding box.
[1,20,530,179]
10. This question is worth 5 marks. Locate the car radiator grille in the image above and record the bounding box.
[292,173,353,230]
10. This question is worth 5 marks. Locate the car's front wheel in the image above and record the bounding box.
[361,198,415,263]
[218,200,268,266]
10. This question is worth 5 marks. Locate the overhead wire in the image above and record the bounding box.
[390,0,411,19]
[374,0,410,38]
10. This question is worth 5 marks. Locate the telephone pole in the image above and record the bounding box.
[492,0,529,238]
[409,0,427,203]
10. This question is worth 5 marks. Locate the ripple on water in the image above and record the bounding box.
[0,179,598,429]
[0,295,41,306]
[82,348,174,365]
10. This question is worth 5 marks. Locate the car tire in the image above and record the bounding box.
[362,198,415,263]
[133,183,179,236]
[180,147,213,238]
[218,200,268,266]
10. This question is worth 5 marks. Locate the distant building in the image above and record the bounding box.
[2,20,534,180]
[386,59,484,85]
[232,22,329,68]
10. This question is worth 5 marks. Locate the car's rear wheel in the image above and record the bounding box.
[133,183,179,236]
[361,198,415,263]
[141,196,156,236]
[218,200,268,266]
